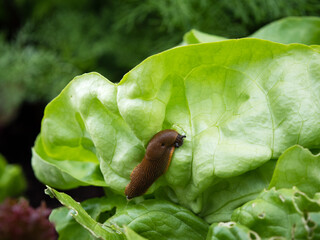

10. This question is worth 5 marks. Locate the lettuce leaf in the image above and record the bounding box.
[206,222,258,240]
[49,193,127,240]
[106,199,209,240]
[183,30,227,44]
[250,16,320,45]
[208,188,320,239]
[208,145,320,239]
[124,226,148,240]
[184,16,320,45]
[46,186,125,240]
[200,160,275,223]
[32,38,320,217]
[269,145,320,197]
[231,188,320,239]
[50,206,97,240]
[46,186,208,240]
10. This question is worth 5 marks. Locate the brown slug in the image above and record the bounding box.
[125,129,186,199]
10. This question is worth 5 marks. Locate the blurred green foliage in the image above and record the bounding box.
[1,0,320,126]
[0,154,26,202]
[0,36,79,125]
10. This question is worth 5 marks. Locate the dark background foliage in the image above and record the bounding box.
[0,0,319,208]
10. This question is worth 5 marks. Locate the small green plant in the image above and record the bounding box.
[0,154,26,202]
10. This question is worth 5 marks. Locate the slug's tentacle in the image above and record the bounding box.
[125,129,185,199]
[175,134,186,148]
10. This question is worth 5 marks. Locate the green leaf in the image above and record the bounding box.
[206,222,260,240]
[50,207,97,240]
[0,154,26,202]
[184,17,320,45]
[183,29,227,44]
[124,226,148,240]
[50,195,125,240]
[32,142,85,190]
[106,199,209,240]
[312,45,320,53]
[231,187,320,239]
[47,186,208,240]
[33,39,320,216]
[201,160,276,223]
[45,186,125,240]
[250,16,320,45]
[269,145,320,197]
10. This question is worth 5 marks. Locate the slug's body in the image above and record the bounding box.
[125,129,185,199]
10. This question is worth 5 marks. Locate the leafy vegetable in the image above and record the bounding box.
[49,143,320,240]
[29,15,320,239]
[46,186,125,240]
[206,222,257,240]
[183,29,227,44]
[46,186,208,240]
[207,144,320,239]
[124,226,147,240]
[0,154,26,202]
[184,16,320,45]
[250,16,320,45]
[269,145,320,197]
[105,200,209,240]
[200,160,276,223]
[49,194,126,240]
[231,188,320,239]
[208,188,320,239]
[33,38,320,221]
[50,206,97,240]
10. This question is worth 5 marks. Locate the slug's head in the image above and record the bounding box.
[174,133,186,148]
[145,129,186,161]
